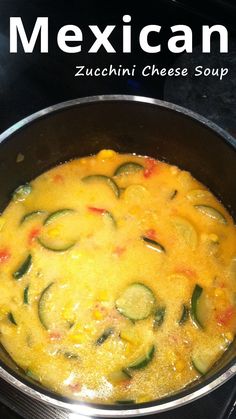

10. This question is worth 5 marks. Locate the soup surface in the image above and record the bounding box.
[0,150,236,404]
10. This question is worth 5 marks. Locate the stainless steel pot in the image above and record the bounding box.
[0,95,235,417]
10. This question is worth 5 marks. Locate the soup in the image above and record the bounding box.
[0,150,235,404]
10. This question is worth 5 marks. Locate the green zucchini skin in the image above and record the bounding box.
[191,284,203,329]
[37,237,76,252]
[126,345,155,371]
[44,209,75,226]
[115,283,156,321]
[38,282,54,329]
[95,327,114,346]
[20,210,46,224]
[142,236,166,253]
[12,183,32,202]
[13,254,32,280]
[179,304,189,325]
[23,285,29,305]
[170,189,178,200]
[114,162,143,176]
[82,175,120,198]
[153,307,166,329]
[194,205,227,225]
[8,312,17,325]
[63,352,79,360]
[191,358,206,375]
[26,369,40,381]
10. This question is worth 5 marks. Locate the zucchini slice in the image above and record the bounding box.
[142,237,166,253]
[20,210,46,224]
[63,352,79,360]
[38,282,54,329]
[8,312,17,325]
[82,175,120,198]
[13,254,32,280]
[115,283,156,321]
[44,209,75,226]
[26,369,40,382]
[192,344,225,375]
[190,284,204,329]
[179,304,189,325]
[170,189,178,200]
[12,183,32,202]
[172,216,198,250]
[194,205,227,225]
[95,327,114,346]
[126,345,155,370]
[37,237,76,252]
[23,285,29,305]
[114,162,144,176]
[153,306,166,329]
[108,369,132,385]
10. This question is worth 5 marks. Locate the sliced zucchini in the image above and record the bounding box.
[115,283,156,321]
[24,285,29,305]
[172,216,198,250]
[126,345,155,371]
[26,369,40,381]
[8,312,17,325]
[114,162,144,176]
[37,237,76,252]
[153,306,166,329]
[142,237,165,253]
[108,369,132,385]
[95,327,114,346]
[44,209,75,226]
[82,175,120,198]
[38,282,54,329]
[13,254,32,280]
[194,205,227,225]
[192,342,226,375]
[12,183,32,202]
[20,210,46,224]
[186,189,213,202]
[63,352,79,360]
[179,304,189,325]
[190,284,204,329]
[170,189,178,200]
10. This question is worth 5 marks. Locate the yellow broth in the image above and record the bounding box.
[0,149,235,404]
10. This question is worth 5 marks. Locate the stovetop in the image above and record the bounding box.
[0,1,236,418]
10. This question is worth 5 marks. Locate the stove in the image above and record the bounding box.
[0,1,236,418]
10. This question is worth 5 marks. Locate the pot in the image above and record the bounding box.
[0,95,235,417]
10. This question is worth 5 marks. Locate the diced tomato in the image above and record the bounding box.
[48,331,63,341]
[87,206,106,215]
[145,229,156,240]
[144,158,158,178]
[174,267,196,278]
[0,248,11,263]
[113,246,126,256]
[216,306,235,326]
[68,382,81,392]
[28,227,41,245]
[52,174,64,183]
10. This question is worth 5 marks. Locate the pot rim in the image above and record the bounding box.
[0,94,235,417]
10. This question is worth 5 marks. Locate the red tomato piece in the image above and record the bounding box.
[0,248,11,263]
[144,158,158,178]
[145,229,156,240]
[52,174,64,183]
[68,382,81,392]
[87,207,106,215]
[28,227,41,245]
[216,306,234,326]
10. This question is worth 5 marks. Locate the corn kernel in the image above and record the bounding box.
[225,332,234,342]
[97,149,116,160]
[93,310,104,320]
[0,305,8,320]
[80,158,87,165]
[70,333,85,344]
[214,288,225,298]
[0,217,6,232]
[97,290,109,301]
[175,359,185,372]
[120,328,139,345]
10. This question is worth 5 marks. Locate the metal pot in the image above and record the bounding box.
[0,95,235,417]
